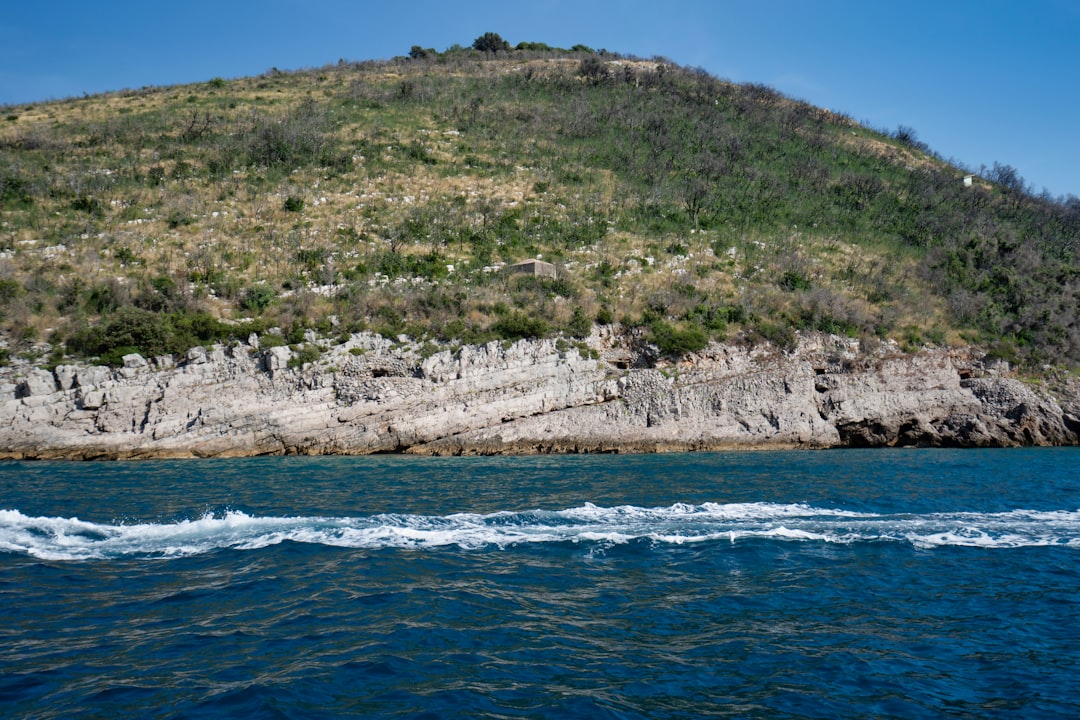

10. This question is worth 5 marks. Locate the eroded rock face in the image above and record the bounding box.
[0,333,1077,459]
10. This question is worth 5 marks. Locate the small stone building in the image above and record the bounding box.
[507,259,557,279]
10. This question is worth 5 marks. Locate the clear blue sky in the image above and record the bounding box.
[3,0,1077,198]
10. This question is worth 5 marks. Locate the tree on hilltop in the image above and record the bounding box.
[409,45,437,60]
[473,32,510,53]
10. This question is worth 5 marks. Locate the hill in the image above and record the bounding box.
[1,38,1079,372]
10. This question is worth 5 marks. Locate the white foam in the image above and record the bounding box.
[2,503,1079,561]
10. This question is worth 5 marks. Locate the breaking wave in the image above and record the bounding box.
[3,503,1079,560]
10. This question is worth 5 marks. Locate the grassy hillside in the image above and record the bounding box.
[1,40,1078,369]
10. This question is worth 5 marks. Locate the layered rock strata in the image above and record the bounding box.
[2,332,1078,459]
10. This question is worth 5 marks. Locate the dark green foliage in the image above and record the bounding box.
[591,260,617,288]
[113,247,139,265]
[283,195,304,212]
[473,32,510,54]
[166,209,194,229]
[241,284,276,313]
[0,279,23,304]
[296,247,326,271]
[85,281,127,314]
[97,345,141,368]
[567,306,591,338]
[779,270,812,292]
[285,323,307,344]
[649,320,709,356]
[516,41,557,52]
[440,318,496,346]
[374,250,449,281]
[287,343,322,368]
[409,46,437,60]
[135,275,183,313]
[509,274,577,300]
[493,311,549,340]
[578,57,610,84]
[0,165,36,209]
[683,303,737,333]
[66,306,244,365]
[371,306,405,339]
[408,251,450,281]
[168,311,233,351]
[259,332,287,349]
[72,194,105,218]
[404,141,436,165]
[67,306,168,361]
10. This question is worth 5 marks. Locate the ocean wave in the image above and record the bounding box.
[1,504,1079,560]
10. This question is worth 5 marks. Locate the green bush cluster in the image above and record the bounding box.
[492,312,549,340]
[649,320,709,356]
[287,343,322,368]
[65,306,259,366]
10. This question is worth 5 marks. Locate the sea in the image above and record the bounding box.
[1,448,1078,719]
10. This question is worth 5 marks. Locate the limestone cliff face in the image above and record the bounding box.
[1,332,1077,459]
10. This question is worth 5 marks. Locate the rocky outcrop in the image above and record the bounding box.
[1,332,1077,460]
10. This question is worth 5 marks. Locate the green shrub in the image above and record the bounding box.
[72,194,105,218]
[649,320,708,356]
[67,306,168,360]
[567,306,591,338]
[493,312,549,340]
[283,195,304,212]
[166,209,193,228]
[285,323,308,344]
[259,333,287,349]
[65,306,245,363]
[0,279,23,304]
[287,343,321,368]
[240,284,276,313]
[0,168,35,208]
[779,270,811,291]
[168,310,231,352]
[473,32,510,53]
[98,345,141,367]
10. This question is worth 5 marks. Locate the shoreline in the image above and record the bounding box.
[3,330,1079,461]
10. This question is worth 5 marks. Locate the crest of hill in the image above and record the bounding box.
[0,39,1078,372]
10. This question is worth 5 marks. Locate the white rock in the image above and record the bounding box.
[16,369,58,398]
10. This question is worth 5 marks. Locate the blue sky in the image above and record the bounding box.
[2,0,1077,198]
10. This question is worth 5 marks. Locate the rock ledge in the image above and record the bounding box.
[2,332,1077,460]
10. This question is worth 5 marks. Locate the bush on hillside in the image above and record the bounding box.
[473,33,511,53]
[649,320,709,356]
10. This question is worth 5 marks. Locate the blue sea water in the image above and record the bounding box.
[1,449,1078,719]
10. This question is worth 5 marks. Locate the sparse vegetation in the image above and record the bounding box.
[0,40,1076,369]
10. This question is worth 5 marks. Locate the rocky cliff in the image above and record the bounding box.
[2,331,1078,459]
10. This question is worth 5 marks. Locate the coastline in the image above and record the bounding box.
[3,330,1078,460]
